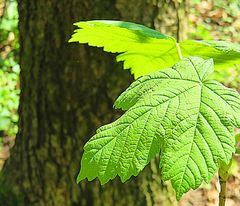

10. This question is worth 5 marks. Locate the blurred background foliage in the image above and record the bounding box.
[0,0,239,169]
[0,0,19,169]
[189,0,240,42]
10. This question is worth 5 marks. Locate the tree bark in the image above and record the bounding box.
[2,0,188,205]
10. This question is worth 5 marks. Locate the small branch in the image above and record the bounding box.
[176,42,183,60]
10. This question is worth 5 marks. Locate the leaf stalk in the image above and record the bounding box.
[218,159,232,206]
[176,42,183,60]
[219,177,227,206]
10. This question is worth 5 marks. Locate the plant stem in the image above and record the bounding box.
[218,159,232,206]
[219,176,227,206]
[176,42,183,60]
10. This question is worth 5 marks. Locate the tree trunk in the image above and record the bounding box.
[2,0,188,205]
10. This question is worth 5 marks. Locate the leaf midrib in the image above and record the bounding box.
[176,83,202,198]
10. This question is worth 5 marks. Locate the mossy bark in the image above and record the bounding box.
[3,0,188,205]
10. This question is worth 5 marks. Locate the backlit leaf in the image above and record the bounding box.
[70,21,240,78]
[78,57,240,199]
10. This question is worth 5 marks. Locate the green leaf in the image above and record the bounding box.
[78,57,240,199]
[69,20,179,78]
[70,21,240,78]
[180,40,240,71]
[89,20,169,39]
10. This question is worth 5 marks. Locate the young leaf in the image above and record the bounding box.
[70,20,240,78]
[69,20,179,78]
[78,57,240,199]
[180,40,240,71]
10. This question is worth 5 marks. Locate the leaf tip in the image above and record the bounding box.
[68,37,75,43]
[76,172,84,184]
[176,193,183,201]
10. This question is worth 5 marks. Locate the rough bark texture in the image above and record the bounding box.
[2,0,188,205]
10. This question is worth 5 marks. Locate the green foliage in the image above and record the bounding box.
[77,57,240,199]
[69,21,178,78]
[0,67,19,136]
[69,20,240,79]
[70,20,240,200]
[180,40,240,72]
[0,0,19,139]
